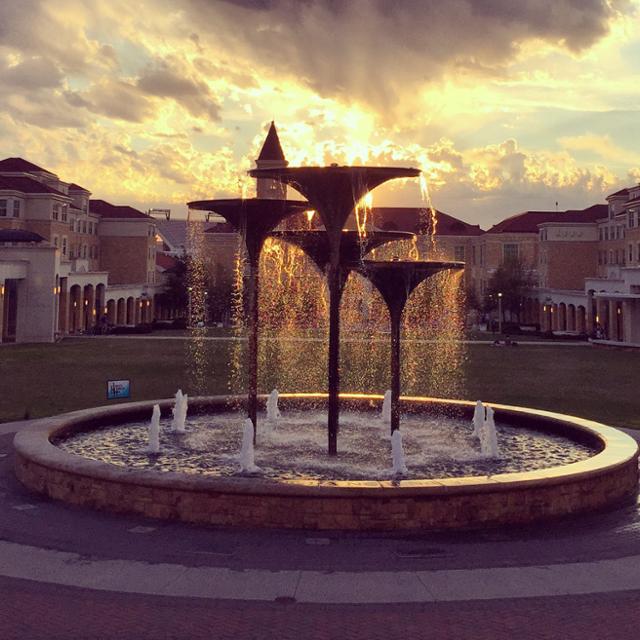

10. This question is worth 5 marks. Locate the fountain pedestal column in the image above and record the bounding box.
[186,198,309,441]
[357,260,464,434]
[270,228,415,453]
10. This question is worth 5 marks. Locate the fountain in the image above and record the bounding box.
[480,406,499,458]
[381,389,392,427]
[186,198,309,440]
[390,430,408,476]
[171,389,188,434]
[473,400,484,437]
[239,418,260,473]
[249,165,420,455]
[355,259,463,435]
[12,154,640,532]
[147,405,161,454]
[266,389,281,425]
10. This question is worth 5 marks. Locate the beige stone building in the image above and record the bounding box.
[0,158,163,342]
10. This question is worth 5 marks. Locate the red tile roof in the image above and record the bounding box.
[371,207,484,236]
[0,157,51,174]
[89,199,150,219]
[156,252,179,270]
[488,204,607,233]
[486,211,560,234]
[558,204,608,223]
[257,121,286,162]
[0,175,68,196]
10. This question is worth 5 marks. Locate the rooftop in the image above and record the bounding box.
[89,199,150,219]
[0,157,52,174]
[0,175,68,197]
[372,207,484,236]
[0,229,45,243]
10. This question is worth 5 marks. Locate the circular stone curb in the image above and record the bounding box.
[13,395,639,531]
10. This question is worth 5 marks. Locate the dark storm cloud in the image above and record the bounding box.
[182,0,630,112]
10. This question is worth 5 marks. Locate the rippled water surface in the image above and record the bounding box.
[55,410,597,481]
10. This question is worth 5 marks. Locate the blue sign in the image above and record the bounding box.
[107,379,131,400]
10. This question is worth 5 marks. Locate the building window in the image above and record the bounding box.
[604,227,609,241]
[82,244,87,258]
[53,235,59,248]
[62,237,67,256]
[503,243,519,262]
[609,250,614,264]
[12,200,21,217]
[637,243,640,262]
[454,245,465,262]
[471,245,476,265]
[82,221,87,234]
[52,204,59,221]
[61,205,68,222]
[630,244,634,263]
[0,199,7,217]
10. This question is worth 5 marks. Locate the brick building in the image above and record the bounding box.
[0,158,163,342]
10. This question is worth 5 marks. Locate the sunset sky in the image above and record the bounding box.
[1,0,639,226]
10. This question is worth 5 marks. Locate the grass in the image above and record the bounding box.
[0,338,638,430]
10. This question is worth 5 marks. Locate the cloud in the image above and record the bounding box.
[559,133,640,166]
[137,57,221,120]
[182,0,629,115]
[0,56,64,90]
[83,79,155,122]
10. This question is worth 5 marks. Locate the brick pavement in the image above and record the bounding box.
[2,576,640,640]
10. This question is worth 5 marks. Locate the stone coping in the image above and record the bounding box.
[13,394,639,499]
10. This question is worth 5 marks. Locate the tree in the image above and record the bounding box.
[161,252,189,314]
[484,257,535,323]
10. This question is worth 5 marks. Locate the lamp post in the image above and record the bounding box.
[498,292,503,335]
[187,286,193,326]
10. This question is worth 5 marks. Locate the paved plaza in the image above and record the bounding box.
[2,419,640,638]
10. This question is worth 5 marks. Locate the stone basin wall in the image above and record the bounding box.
[13,396,640,531]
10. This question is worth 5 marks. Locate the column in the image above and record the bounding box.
[135,298,142,324]
[608,300,617,341]
[595,298,606,337]
[586,291,594,334]
[58,279,69,335]
[0,279,5,343]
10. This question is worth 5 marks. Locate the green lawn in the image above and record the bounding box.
[0,338,638,430]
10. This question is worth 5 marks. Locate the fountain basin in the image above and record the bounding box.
[14,395,638,531]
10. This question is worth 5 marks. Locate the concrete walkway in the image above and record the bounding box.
[3,538,640,604]
[3,418,640,638]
